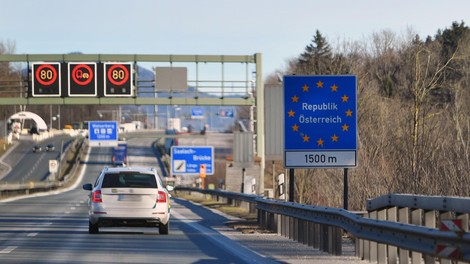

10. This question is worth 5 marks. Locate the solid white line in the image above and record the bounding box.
[172,210,277,264]
[27,233,38,237]
[0,246,17,254]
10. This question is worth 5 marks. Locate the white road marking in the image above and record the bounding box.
[0,246,18,254]
[172,210,276,264]
[27,233,38,237]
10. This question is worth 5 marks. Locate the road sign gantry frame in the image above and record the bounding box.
[0,54,258,106]
[0,52,266,195]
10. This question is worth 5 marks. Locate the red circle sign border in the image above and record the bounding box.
[107,64,130,86]
[35,64,57,86]
[71,64,94,86]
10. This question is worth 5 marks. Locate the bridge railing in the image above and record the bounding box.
[363,194,470,263]
[175,187,470,263]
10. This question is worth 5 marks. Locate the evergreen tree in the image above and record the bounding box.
[297,30,333,75]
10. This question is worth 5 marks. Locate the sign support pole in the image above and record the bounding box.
[343,168,348,210]
[241,168,246,193]
[289,168,295,202]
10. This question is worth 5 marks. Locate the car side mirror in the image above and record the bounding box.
[166,185,174,192]
[82,183,93,191]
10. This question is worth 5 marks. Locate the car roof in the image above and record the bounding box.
[101,167,158,174]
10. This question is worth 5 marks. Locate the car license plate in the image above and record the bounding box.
[118,194,141,201]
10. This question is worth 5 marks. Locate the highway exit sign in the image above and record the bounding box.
[284,75,357,168]
[171,146,214,175]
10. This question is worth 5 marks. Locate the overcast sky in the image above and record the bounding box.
[2,0,470,78]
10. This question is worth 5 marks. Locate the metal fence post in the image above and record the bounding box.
[398,207,410,264]
[411,209,423,264]
[377,209,387,264]
[314,223,320,249]
[387,207,398,264]
[424,210,436,264]
[369,211,378,262]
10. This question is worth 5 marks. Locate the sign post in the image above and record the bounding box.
[199,164,207,189]
[284,75,357,205]
[104,62,133,96]
[68,62,97,96]
[32,63,61,97]
[171,146,214,176]
[88,121,118,147]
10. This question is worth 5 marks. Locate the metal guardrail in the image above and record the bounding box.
[364,194,470,263]
[175,187,470,263]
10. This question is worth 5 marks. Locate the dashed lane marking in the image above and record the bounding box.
[0,246,17,254]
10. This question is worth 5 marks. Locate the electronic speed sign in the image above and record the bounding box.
[104,63,133,96]
[68,62,97,96]
[32,63,61,97]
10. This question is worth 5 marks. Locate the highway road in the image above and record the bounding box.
[0,134,74,183]
[0,132,367,263]
[0,136,278,264]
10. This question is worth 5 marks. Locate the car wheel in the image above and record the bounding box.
[159,221,169,235]
[89,221,99,234]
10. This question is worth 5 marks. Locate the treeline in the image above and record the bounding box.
[265,21,470,210]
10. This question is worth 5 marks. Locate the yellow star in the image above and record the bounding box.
[342,124,349,131]
[292,124,299,131]
[303,134,310,142]
[288,109,295,117]
[342,94,349,102]
[346,109,353,117]
[331,134,338,142]
[302,84,309,92]
[331,84,338,92]
[316,81,323,88]
[291,95,299,103]
[317,138,324,147]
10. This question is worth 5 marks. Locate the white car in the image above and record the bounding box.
[82,167,173,234]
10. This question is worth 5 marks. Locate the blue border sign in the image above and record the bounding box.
[171,146,214,175]
[88,121,118,147]
[284,75,357,168]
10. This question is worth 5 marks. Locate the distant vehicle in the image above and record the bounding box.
[113,160,126,167]
[45,143,55,152]
[32,145,41,152]
[112,142,127,167]
[82,167,173,234]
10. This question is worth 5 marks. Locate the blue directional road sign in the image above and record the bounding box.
[191,107,205,119]
[218,108,234,118]
[88,121,118,147]
[171,146,214,175]
[284,75,357,168]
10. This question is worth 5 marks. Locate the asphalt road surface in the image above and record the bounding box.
[0,132,367,263]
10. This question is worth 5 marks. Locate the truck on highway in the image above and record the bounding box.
[112,142,128,167]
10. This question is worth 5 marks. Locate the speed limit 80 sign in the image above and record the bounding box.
[104,63,133,96]
[32,63,61,97]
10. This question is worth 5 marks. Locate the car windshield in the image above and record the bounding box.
[101,172,157,188]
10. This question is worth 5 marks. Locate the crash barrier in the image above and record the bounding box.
[0,138,85,199]
[363,194,470,263]
[175,187,258,214]
[174,187,470,263]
